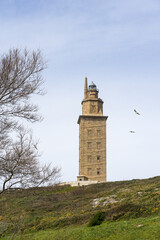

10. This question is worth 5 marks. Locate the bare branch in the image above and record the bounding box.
[0,48,60,194]
[0,127,61,194]
[0,48,46,124]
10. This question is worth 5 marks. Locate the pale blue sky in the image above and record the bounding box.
[0,0,160,182]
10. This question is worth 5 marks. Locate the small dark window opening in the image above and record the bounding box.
[97,168,100,175]
[97,142,101,149]
[80,179,82,181]
[97,156,100,161]
[88,142,92,149]
[97,130,101,137]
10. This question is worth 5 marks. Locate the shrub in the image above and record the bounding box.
[88,211,105,227]
[112,213,124,221]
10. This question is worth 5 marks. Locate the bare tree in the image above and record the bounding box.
[0,127,61,194]
[0,48,45,126]
[0,49,61,193]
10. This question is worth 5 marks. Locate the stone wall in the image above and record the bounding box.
[59,181,100,187]
[78,116,107,182]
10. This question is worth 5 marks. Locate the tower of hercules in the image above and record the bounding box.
[77,77,108,182]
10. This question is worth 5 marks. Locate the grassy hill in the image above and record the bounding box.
[0,176,160,239]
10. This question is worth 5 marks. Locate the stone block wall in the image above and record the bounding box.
[79,116,107,182]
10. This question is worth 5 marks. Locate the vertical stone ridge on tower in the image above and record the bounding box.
[77,77,108,182]
[84,76,88,99]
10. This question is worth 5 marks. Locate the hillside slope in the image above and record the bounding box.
[0,176,160,239]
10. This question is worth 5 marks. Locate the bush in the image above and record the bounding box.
[88,211,105,227]
[112,213,124,221]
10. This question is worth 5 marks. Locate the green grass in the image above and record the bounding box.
[0,176,160,239]
[2,216,160,240]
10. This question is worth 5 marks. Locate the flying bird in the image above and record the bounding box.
[134,109,140,115]
[130,131,135,133]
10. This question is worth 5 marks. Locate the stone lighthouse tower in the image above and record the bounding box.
[77,77,108,182]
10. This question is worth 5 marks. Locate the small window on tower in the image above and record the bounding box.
[88,142,92,149]
[97,168,101,175]
[90,103,96,113]
[97,156,100,161]
[97,142,101,149]
[88,129,92,136]
[88,155,92,163]
[97,130,101,137]
[87,168,92,175]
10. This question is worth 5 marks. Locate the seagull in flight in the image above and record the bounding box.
[130,131,135,133]
[134,109,140,115]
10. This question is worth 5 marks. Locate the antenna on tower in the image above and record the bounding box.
[84,77,88,99]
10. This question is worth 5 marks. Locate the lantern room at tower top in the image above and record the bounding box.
[78,77,104,119]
